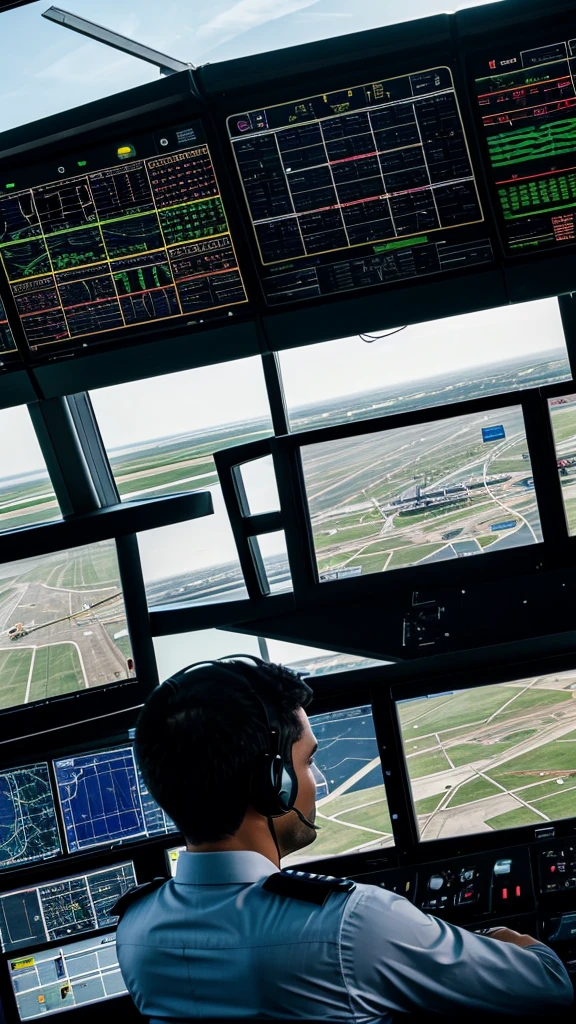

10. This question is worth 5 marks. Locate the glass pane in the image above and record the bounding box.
[280,299,570,431]
[262,638,389,675]
[153,629,261,682]
[253,530,292,593]
[284,704,393,865]
[301,405,541,580]
[0,540,132,711]
[397,670,576,842]
[240,455,280,514]
[0,406,61,531]
[91,357,272,609]
[549,394,576,534]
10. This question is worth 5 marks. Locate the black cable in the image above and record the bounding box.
[359,325,407,343]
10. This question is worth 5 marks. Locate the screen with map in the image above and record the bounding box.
[53,746,177,853]
[283,704,392,865]
[0,120,248,354]
[471,37,576,255]
[0,539,134,713]
[0,762,61,870]
[0,862,136,953]
[0,295,17,356]
[397,669,576,842]
[300,405,541,581]
[228,67,492,305]
[9,932,126,1020]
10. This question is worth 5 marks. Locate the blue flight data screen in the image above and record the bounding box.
[228,67,493,305]
[53,747,177,853]
[0,763,61,869]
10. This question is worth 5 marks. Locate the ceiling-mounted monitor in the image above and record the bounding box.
[0,72,250,362]
[227,66,493,307]
[470,35,576,256]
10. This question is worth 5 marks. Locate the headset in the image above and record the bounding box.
[161,656,302,820]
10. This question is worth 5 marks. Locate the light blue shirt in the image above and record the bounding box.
[116,850,573,1021]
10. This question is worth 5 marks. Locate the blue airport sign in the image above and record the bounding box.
[490,520,517,532]
[482,424,506,443]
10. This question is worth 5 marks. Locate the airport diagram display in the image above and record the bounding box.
[0,763,61,869]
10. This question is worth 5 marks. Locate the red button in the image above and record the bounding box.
[501,888,508,899]
[515,886,521,897]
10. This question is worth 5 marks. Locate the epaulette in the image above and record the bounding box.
[111,877,167,920]
[262,869,356,906]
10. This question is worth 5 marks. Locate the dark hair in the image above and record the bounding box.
[135,659,313,843]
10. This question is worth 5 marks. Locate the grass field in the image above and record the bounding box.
[446,776,502,807]
[27,644,84,702]
[17,541,120,591]
[0,648,32,709]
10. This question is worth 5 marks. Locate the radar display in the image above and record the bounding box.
[0,862,136,952]
[53,746,177,853]
[9,932,126,1019]
[228,68,492,305]
[472,37,576,253]
[0,121,247,351]
[0,763,61,870]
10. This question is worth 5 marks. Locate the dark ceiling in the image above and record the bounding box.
[0,0,37,11]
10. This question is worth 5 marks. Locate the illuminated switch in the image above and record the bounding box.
[501,888,508,899]
[515,886,521,897]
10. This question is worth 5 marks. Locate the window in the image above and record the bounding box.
[398,671,576,841]
[0,406,60,532]
[301,405,541,580]
[279,299,570,431]
[91,357,272,608]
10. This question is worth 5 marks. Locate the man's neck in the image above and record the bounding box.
[185,820,280,867]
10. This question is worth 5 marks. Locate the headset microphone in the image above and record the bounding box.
[292,806,321,832]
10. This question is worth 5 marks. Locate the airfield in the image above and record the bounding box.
[0,540,131,710]
[549,395,576,533]
[302,404,542,579]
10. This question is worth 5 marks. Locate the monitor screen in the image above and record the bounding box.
[0,862,136,953]
[397,669,576,841]
[9,932,125,1019]
[0,295,16,355]
[300,404,541,581]
[471,37,576,255]
[0,120,248,354]
[284,704,393,865]
[53,746,177,853]
[165,845,185,877]
[227,67,492,306]
[0,762,61,869]
[0,539,133,713]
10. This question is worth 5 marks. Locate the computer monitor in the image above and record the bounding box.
[53,745,178,854]
[0,117,248,356]
[283,703,392,865]
[396,668,576,842]
[0,295,16,356]
[299,404,541,581]
[0,762,61,869]
[165,845,185,877]
[0,862,136,953]
[8,932,125,1020]
[0,538,133,713]
[470,34,576,256]
[227,66,492,306]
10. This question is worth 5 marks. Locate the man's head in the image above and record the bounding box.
[135,657,318,860]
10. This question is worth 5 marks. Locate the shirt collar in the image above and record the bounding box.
[174,850,278,885]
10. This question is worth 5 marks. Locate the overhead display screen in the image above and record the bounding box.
[53,746,177,853]
[397,669,576,842]
[300,405,541,581]
[228,68,492,305]
[472,37,576,254]
[0,295,16,355]
[0,862,136,952]
[0,762,61,869]
[0,120,248,352]
[9,932,126,1019]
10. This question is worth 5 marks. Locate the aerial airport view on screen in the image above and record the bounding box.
[0,540,132,710]
[285,705,393,863]
[549,393,576,534]
[302,404,542,580]
[398,671,576,841]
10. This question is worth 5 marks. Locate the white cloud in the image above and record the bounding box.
[198,0,321,44]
